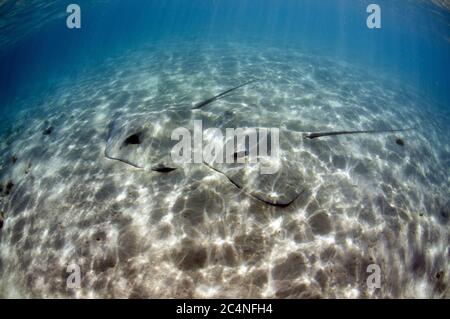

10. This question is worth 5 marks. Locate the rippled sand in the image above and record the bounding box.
[0,44,448,298]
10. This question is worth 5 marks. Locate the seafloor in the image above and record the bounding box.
[0,44,448,298]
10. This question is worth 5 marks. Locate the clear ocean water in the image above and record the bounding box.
[0,0,449,298]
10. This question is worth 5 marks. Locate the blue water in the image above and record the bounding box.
[0,0,449,298]
[1,0,449,111]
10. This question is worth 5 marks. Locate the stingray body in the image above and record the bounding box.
[105,114,306,207]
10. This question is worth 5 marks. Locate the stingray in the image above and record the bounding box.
[200,128,307,207]
[105,116,306,207]
[191,79,258,110]
[104,116,414,207]
[213,126,414,206]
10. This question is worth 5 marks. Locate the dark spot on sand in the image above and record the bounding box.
[25,163,32,174]
[411,251,427,275]
[93,254,117,273]
[0,211,4,230]
[439,210,448,222]
[123,132,142,146]
[395,138,405,146]
[43,126,54,136]
[436,270,444,280]
[224,110,234,117]
[5,180,14,195]
[93,230,107,242]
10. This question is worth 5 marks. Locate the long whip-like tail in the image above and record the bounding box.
[304,128,415,139]
[192,79,259,110]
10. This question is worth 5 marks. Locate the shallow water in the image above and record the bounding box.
[0,1,449,298]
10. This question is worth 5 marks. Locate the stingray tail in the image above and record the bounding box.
[304,128,415,139]
[192,79,260,110]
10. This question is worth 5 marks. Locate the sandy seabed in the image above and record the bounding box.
[0,44,449,298]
